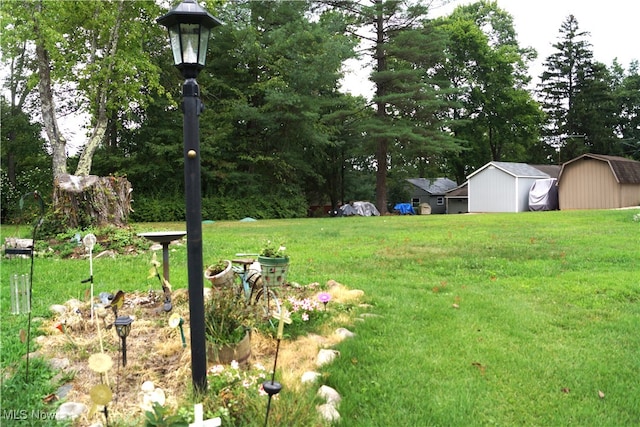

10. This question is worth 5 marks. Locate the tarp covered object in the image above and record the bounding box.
[339,201,380,216]
[529,178,558,211]
[393,203,415,215]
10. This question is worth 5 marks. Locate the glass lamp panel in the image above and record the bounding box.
[180,23,201,64]
[198,27,210,66]
[168,25,183,66]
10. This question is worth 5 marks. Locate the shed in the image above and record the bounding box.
[406,178,458,214]
[467,162,550,213]
[445,182,468,214]
[557,154,640,210]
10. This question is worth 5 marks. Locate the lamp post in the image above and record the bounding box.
[157,0,222,393]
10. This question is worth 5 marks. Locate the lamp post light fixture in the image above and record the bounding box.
[157,0,222,393]
[114,315,133,367]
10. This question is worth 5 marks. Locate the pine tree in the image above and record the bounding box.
[538,15,594,161]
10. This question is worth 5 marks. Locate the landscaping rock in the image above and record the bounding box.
[55,402,87,421]
[301,371,321,384]
[50,304,68,315]
[317,385,341,405]
[335,328,355,339]
[56,383,73,399]
[95,250,116,259]
[316,349,340,367]
[49,357,70,371]
[317,403,340,422]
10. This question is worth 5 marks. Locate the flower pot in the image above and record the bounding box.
[257,256,289,287]
[207,331,251,365]
[204,260,234,288]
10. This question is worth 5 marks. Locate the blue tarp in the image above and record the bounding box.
[394,203,415,215]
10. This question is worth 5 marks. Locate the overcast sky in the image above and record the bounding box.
[342,0,638,97]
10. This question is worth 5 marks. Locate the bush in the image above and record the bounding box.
[131,193,308,222]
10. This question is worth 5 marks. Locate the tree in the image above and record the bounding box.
[326,0,462,214]
[1,0,166,225]
[538,14,594,161]
[612,60,640,159]
[199,0,360,202]
[435,1,545,183]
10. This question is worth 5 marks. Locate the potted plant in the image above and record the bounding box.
[204,286,257,365]
[204,259,234,288]
[258,239,290,287]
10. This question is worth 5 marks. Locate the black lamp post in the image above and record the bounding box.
[114,315,133,367]
[157,0,222,393]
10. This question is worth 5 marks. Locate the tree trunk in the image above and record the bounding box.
[34,29,67,179]
[75,0,124,176]
[52,174,132,228]
[374,0,388,215]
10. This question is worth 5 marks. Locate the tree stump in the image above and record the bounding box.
[53,174,132,228]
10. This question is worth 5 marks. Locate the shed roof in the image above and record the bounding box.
[558,154,640,184]
[531,164,561,178]
[445,182,468,198]
[407,178,458,195]
[467,162,550,180]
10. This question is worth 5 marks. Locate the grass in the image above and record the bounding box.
[1,209,639,425]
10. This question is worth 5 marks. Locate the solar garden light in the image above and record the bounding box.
[157,0,222,394]
[169,313,187,348]
[263,309,291,426]
[114,315,133,367]
[82,233,97,319]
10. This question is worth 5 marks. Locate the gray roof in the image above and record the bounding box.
[467,162,550,179]
[531,164,561,178]
[445,181,468,198]
[407,178,458,195]
[559,154,640,184]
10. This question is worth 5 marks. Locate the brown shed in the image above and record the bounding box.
[557,154,640,210]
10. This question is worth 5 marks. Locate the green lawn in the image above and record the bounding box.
[1,209,639,426]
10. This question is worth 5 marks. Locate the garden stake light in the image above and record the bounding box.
[114,316,133,367]
[263,309,291,426]
[81,233,97,319]
[157,0,222,394]
[169,313,187,348]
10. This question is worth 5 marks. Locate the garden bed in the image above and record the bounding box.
[33,281,363,425]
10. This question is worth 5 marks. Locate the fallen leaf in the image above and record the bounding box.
[598,390,605,399]
[42,393,58,404]
[561,387,570,394]
[471,362,486,375]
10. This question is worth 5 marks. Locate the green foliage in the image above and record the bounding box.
[144,402,188,427]
[204,287,259,347]
[435,1,545,182]
[131,193,308,222]
[0,358,62,426]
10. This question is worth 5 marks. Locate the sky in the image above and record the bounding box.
[341,0,639,98]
